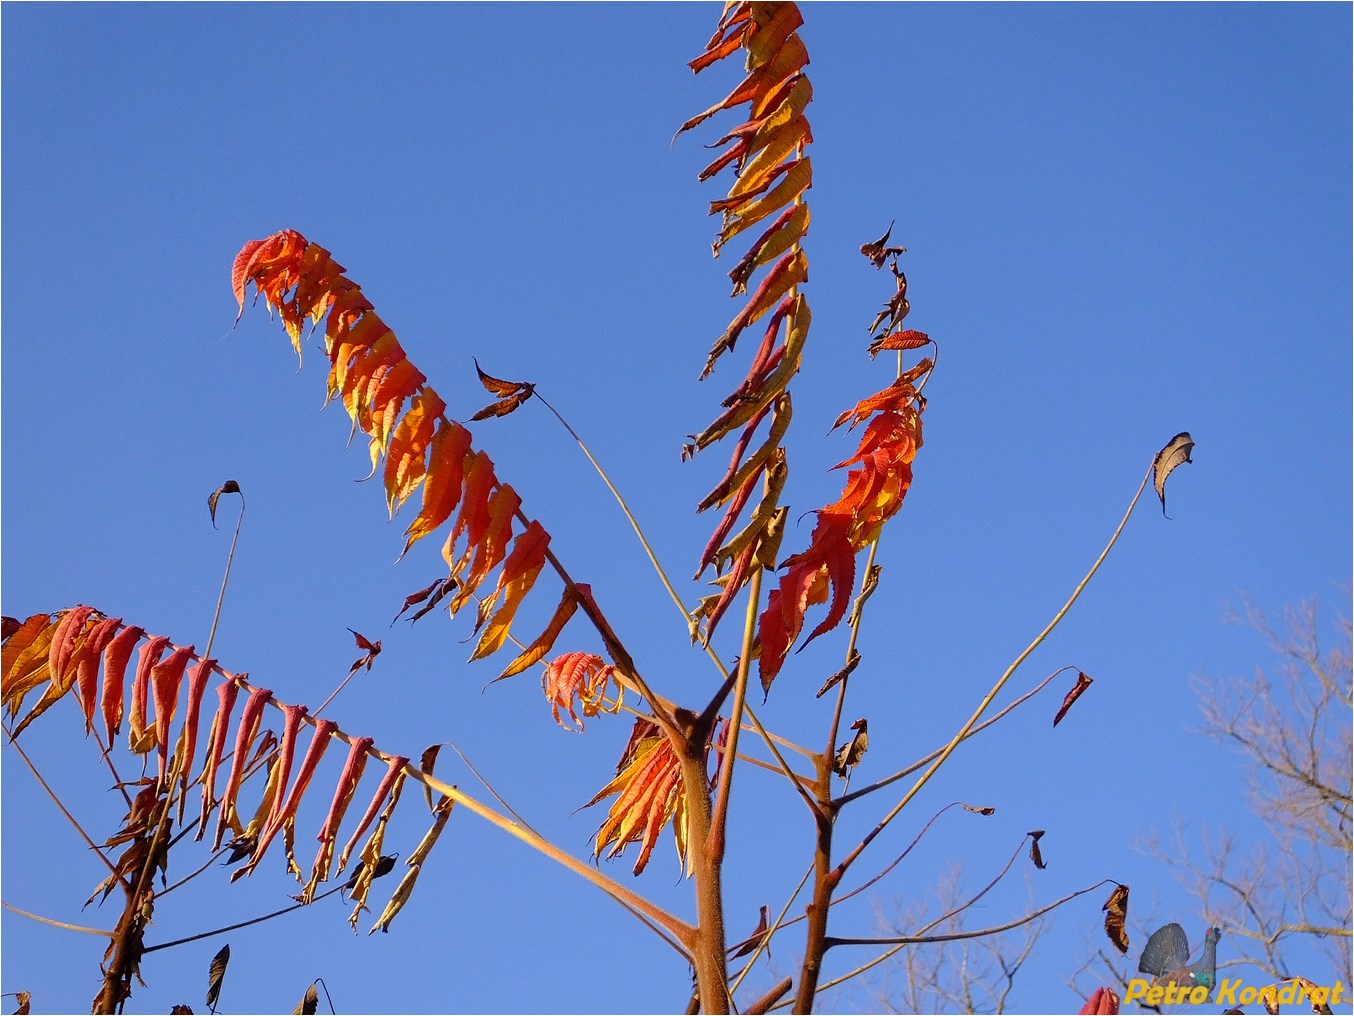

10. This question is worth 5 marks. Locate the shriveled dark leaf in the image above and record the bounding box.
[868,263,910,336]
[404,577,458,625]
[1102,884,1130,954]
[393,577,449,624]
[293,982,319,1016]
[815,650,860,699]
[1,616,21,642]
[206,944,230,1012]
[1029,829,1047,869]
[860,221,906,269]
[419,744,443,812]
[727,904,771,959]
[344,852,399,892]
[961,803,996,816]
[12,992,31,1016]
[207,480,242,529]
[1152,432,1194,516]
[345,628,382,679]
[223,834,257,865]
[832,718,868,777]
[470,358,534,420]
[170,1007,193,1015]
[1053,671,1094,728]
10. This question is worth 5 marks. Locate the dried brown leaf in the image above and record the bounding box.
[1153,432,1194,516]
[294,983,319,1016]
[831,718,868,777]
[207,480,242,528]
[1029,829,1047,869]
[206,944,229,1012]
[860,221,905,269]
[1053,671,1094,728]
[470,358,534,420]
[1102,883,1130,954]
[419,743,443,813]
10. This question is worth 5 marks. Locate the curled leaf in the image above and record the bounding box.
[728,905,771,960]
[1153,432,1194,516]
[294,983,319,1016]
[1102,883,1130,954]
[470,358,534,420]
[208,480,242,528]
[961,803,996,816]
[346,629,382,679]
[206,944,229,1012]
[542,652,621,732]
[860,221,905,269]
[831,718,868,777]
[419,744,443,813]
[1028,829,1047,870]
[1053,671,1093,728]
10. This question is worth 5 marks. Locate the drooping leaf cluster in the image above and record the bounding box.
[232,230,552,664]
[1,610,436,932]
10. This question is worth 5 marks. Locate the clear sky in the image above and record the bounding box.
[3,4,1349,1014]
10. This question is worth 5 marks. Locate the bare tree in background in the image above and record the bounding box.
[1070,596,1351,1003]
[871,866,1046,1015]
[1150,596,1352,983]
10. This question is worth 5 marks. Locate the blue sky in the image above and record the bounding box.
[2,4,1349,1013]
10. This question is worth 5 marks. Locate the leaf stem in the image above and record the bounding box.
[205,489,245,661]
[708,568,762,863]
[835,467,1152,877]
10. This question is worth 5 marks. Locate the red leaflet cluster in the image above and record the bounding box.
[757,235,933,692]
[541,651,622,732]
[680,2,813,642]
[1,610,432,926]
[232,231,548,660]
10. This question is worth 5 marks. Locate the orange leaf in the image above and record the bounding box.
[150,644,193,783]
[471,521,551,661]
[490,579,582,680]
[867,329,931,359]
[587,720,685,875]
[307,734,373,898]
[383,390,446,516]
[197,680,239,840]
[2,614,56,723]
[213,685,273,851]
[715,156,812,254]
[745,2,805,69]
[75,617,122,737]
[442,451,497,587]
[401,420,472,557]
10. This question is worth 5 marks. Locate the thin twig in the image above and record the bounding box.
[836,666,1073,807]
[4,729,125,887]
[2,900,115,937]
